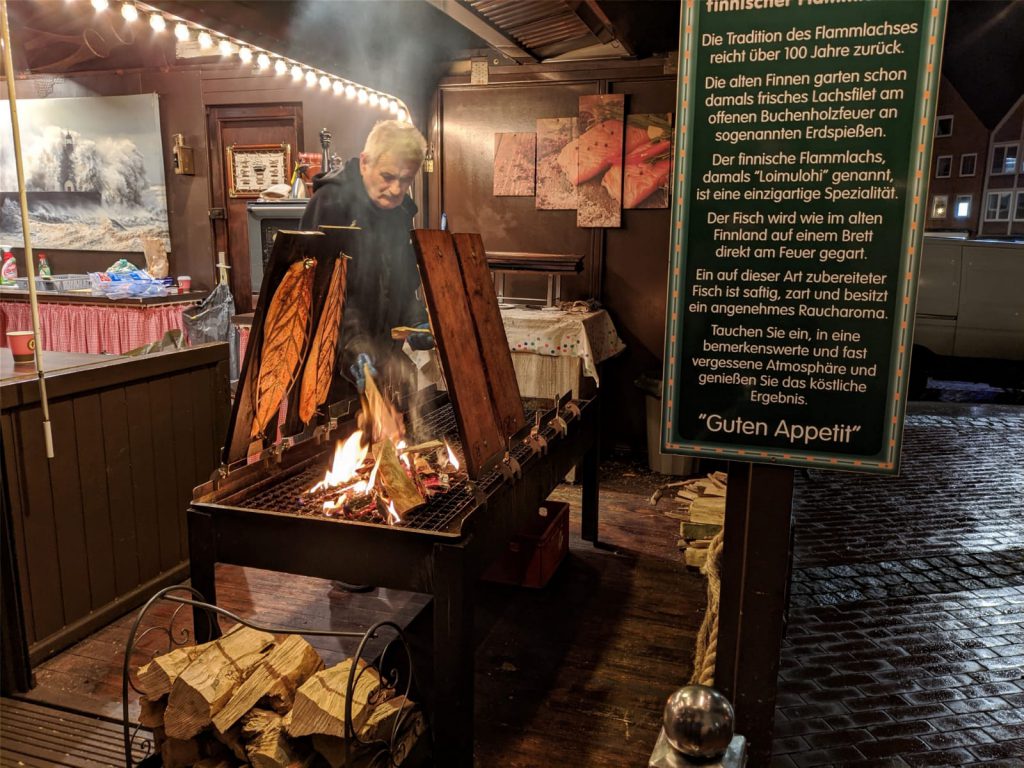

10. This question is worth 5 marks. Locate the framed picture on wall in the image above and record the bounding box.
[0,93,170,252]
[226,143,291,198]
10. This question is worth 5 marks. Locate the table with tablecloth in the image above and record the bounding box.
[0,292,204,356]
[500,307,625,398]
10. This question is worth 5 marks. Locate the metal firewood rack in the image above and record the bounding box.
[121,585,423,767]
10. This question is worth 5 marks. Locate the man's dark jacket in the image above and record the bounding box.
[299,157,427,382]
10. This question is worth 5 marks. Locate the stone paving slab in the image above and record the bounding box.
[773,406,1024,766]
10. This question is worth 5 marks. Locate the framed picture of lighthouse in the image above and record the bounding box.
[0,93,170,253]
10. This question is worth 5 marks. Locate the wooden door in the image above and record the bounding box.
[207,105,303,313]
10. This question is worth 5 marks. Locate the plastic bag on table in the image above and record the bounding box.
[182,282,238,380]
[124,329,186,357]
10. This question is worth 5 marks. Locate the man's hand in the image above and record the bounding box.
[408,321,435,351]
[349,352,377,393]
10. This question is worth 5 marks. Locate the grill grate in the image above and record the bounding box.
[236,403,540,534]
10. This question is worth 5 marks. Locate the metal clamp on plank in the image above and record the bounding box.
[564,400,582,421]
[526,411,548,455]
[500,451,523,481]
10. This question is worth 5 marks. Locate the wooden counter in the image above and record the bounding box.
[1,344,230,687]
[0,288,208,306]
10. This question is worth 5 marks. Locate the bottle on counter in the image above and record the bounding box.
[37,252,52,278]
[1,248,17,285]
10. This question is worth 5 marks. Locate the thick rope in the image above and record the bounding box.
[689,529,725,686]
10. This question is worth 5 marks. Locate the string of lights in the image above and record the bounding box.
[84,0,411,123]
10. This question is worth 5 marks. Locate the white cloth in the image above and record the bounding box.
[500,307,625,384]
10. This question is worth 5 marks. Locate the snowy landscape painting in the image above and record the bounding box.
[0,93,170,252]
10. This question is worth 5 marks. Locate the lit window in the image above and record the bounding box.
[935,116,953,137]
[1015,192,1024,222]
[985,192,1011,221]
[935,156,952,178]
[954,195,971,219]
[930,195,948,218]
[959,154,976,177]
[991,144,1019,175]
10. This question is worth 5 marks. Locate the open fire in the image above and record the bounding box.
[301,371,464,525]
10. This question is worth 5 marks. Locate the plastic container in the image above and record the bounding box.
[483,501,569,588]
[637,373,696,476]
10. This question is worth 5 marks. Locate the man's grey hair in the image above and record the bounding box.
[362,120,427,167]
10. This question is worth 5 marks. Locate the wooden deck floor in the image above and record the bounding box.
[19,485,705,767]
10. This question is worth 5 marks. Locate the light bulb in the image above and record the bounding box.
[305,70,317,87]
[368,92,379,107]
[388,99,399,114]
[256,52,270,69]
[149,13,165,31]
[397,108,407,122]
[91,0,108,11]
[219,39,234,56]
[332,80,344,95]
[274,59,287,75]
[291,65,303,80]
[174,22,190,41]
[357,88,368,104]
[120,3,137,21]
[318,75,330,90]
[344,84,356,99]
[237,46,252,63]
[197,31,213,49]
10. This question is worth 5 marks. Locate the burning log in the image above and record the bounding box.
[163,625,275,740]
[377,438,424,516]
[212,634,324,732]
[284,658,381,739]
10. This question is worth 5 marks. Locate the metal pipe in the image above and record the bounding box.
[1,0,54,458]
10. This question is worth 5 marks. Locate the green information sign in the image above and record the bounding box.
[662,0,947,474]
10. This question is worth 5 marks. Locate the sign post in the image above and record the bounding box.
[662,0,947,759]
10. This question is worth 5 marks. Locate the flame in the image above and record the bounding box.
[310,430,367,493]
[445,440,461,472]
[387,499,401,525]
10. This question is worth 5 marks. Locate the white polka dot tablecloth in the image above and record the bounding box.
[500,307,625,385]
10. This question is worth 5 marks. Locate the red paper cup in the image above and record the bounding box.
[7,331,36,364]
[177,275,191,293]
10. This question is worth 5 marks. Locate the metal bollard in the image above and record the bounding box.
[649,685,747,767]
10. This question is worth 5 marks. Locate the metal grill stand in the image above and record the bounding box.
[187,393,600,767]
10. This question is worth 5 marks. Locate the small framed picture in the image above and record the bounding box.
[226,143,291,198]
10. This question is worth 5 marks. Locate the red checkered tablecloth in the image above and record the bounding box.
[0,300,190,355]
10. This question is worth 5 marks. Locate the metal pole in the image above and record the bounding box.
[1,0,54,457]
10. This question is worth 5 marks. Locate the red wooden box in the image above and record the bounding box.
[483,501,569,588]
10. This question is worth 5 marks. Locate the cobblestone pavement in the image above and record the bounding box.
[772,404,1024,767]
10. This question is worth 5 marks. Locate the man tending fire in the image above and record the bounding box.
[299,119,435,398]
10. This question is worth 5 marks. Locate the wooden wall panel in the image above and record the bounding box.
[44,400,92,625]
[72,395,117,612]
[435,68,677,450]
[1,346,230,665]
[439,84,598,301]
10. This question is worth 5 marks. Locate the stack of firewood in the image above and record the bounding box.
[649,471,727,570]
[136,626,425,768]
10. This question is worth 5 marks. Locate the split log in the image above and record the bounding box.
[137,642,211,698]
[193,760,234,768]
[687,496,725,525]
[212,723,248,762]
[359,695,412,743]
[164,625,275,740]
[213,634,324,732]
[712,470,728,484]
[684,547,708,570]
[161,735,201,768]
[392,711,427,766]
[285,659,381,738]
[242,708,312,768]
[377,438,424,515]
[138,696,166,728]
[680,521,723,541]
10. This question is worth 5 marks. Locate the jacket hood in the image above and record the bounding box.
[311,157,418,217]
